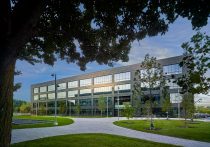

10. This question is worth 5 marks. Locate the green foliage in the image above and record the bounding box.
[13,99,27,113]
[39,103,46,115]
[177,32,210,95]
[5,1,209,70]
[161,82,172,118]
[98,96,106,116]
[19,103,31,113]
[122,103,134,120]
[59,101,67,115]
[75,103,81,116]
[196,106,210,114]
[133,54,163,129]
[181,93,195,127]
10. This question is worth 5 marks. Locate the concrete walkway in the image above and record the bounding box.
[12,117,210,147]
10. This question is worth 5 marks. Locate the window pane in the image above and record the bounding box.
[48,85,55,91]
[58,92,66,99]
[163,64,182,75]
[68,81,78,88]
[115,84,131,91]
[40,86,47,93]
[94,75,112,84]
[80,89,91,95]
[94,86,112,93]
[48,93,55,99]
[40,94,47,100]
[58,83,66,90]
[80,78,92,87]
[33,88,39,94]
[34,95,39,100]
[114,72,130,82]
[68,90,78,98]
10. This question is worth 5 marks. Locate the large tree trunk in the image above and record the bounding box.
[0,54,16,146]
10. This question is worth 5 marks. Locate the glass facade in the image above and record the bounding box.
[94,86,112,94]
[57,83,66,90]
[40,94,47,100]
[34,95,39,100]
[170,93,182,103]
[80,78,92,87]
[94,75,112,84]
[40,86,47,93]
[80,88,91,96]
[48,93,55,99]
[114,72,130,82]
[79,99,92,106]
[115,84,131,92]
[163,64,182,75]
[48,85,55,91]
[57,91,66,99]
[68,90,78,98]
[34,88,39,94]
[68,81,78,88]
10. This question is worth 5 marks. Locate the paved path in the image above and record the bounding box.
[12,118,210,147]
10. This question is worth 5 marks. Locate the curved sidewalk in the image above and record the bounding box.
[12,117,210,147]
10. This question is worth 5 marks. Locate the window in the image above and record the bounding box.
[34,95,39,101]
[40,94,47,100]
[68,90,78,98]
[57,83,66,90]
[163,64,182,75]
[170,93,182,103]
[40,86,47,93]
[80,78,92,87]
[48,85,55,91]
[94,86,112,94]
[80,89,91,95]
[115,84,131,91]
[33,88,39,94]
[79,99,92,106]
[57,92,66,99]
[94,75,112,84]
[68,81,78,88]
[48,93,55,99]
[114,72,130,82]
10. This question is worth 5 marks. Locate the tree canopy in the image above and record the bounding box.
[1,0,210,70]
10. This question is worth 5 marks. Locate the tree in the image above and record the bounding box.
[1,1,210,145]
[75,102,81,116]
[181,93,195,128]
[13,99,27,113]
[161,80,171,120]
[59,101,67,115]
[19,102,31,113]
[39,103,46,115]
[177,32,210,122]
[134,54,163,130]
[98,96,106,117]
[122,103,134,120]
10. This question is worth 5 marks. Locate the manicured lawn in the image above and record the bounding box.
[13,115,73,129]
[114,119,210,142]
[11,133,177,147]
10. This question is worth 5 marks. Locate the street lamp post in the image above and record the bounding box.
[107,96,108,118]
[68,100,71,116]
[51,73,58,125]
[117,86,120,120]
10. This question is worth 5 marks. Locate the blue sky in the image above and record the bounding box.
[14,17,210,103]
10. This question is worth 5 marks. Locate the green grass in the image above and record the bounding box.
[13,115,73,129]
[11,133,177,147]
[114,119,210,142]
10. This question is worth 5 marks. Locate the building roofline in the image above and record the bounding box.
[31,55,183,87]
